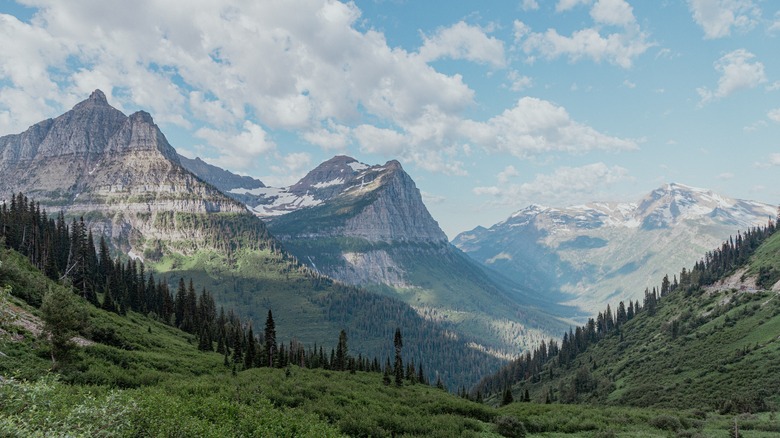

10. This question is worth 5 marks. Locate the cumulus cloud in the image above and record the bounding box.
[195,121,276,171]
[687,0,760,39]
[556,0,592,13]
[697,49,766,104]
[508,71,533,91]
[0,1,638,181]
[521,0,540,11]
[302,121,352,150]
[418,21,506,68]
[0,1,476,143]
[460,97,638,158]
[474,162,631,207]
[263,152,313,187]
[514,0,652,69]
[590,0,636,27]
[768,109,780,123]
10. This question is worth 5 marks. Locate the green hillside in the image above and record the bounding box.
[0,193,503,389]
[479,227,780,416]
[2,246,770,437]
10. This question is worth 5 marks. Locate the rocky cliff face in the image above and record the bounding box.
[0,90,248,255]
[178,154,265,193]
[245,155,448,244]
[453,183,777,315]
[231,155,570,356]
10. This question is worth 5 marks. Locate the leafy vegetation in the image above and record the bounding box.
[477,223,780,416]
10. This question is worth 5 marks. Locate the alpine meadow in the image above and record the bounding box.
[1,1,780,437]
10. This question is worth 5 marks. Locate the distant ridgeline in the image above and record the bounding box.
[0,193,437,386]
[472,216,779,410]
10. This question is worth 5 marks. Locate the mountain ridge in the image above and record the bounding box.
[0,90,505,388]
[454,183,777,315]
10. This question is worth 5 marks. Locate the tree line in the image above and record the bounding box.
[0,193,436,387]
[472,217,778,401]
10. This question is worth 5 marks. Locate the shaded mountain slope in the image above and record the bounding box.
[230,155,573,357]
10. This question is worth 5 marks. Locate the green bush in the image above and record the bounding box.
[495,415,527,438]
[650,414,682,431]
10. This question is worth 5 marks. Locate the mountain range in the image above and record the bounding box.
[0,90,504,388]
[453,183,776,316]
[2,88,777,385]
[184,154,574,358]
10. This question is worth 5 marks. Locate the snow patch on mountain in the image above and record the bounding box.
[312,178,345,188]
[245,187,322,216]
[348,161,369,172]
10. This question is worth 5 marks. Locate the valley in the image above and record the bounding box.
[1,91,779,436]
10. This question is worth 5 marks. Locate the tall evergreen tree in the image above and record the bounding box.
[264,310,276,367]
[394,328,403,387]
[335,329,348,371]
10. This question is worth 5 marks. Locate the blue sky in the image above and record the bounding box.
[1,0,779,237]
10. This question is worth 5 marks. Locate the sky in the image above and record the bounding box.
[1,0,779,238]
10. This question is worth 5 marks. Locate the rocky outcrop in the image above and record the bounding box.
[178,154,265,193]
[0,90,249,256]
[252,156,447,244]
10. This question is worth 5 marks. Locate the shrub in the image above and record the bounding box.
[495,415,527,438]
[649,414,682,431]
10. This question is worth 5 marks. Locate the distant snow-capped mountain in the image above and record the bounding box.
[453,183,776,315]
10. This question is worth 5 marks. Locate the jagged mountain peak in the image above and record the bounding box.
[73,89,110,110]
[0,89,243,216]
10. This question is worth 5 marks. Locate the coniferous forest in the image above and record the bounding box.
[0,194,780,436]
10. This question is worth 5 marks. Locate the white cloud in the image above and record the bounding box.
[195,121,276,171]
[0,1,477,155]
[754,153,780,169]
[418,21,506,68]
[497,165,520,184]
[460,97,638,158]
[556,0,592,13]
[623,79,636,89]
[717,172,734,180]
[697,49,766,104]
[514,6,653,69]
[0,1,639,181]
[743,120,767,132]
[770,11,780,34]
[508,71,533,91]
[353,124,407,156]
[474,163,631,207]
[521,0,540,11]
[302,121,352,150]
[768,82,780,92]
[687,0,760,39]
[264,152,313,187]
[590,0,636,27]
[768,109,780,123]
[421,191,446,204]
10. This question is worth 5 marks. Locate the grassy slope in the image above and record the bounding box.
[1,247,775,437]
[275,233,574,357]
[507,232,780,414]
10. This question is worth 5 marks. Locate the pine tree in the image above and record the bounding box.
[174,278,186,328]
[501,387,514,406]
[244,326,256,369]
[393,328,403,387]
[335,329,348,371]
[264,310,276,367]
